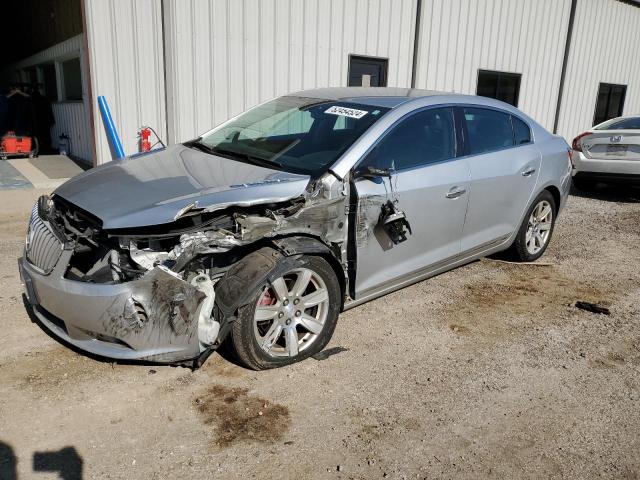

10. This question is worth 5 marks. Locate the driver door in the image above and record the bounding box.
[352,107,471,298]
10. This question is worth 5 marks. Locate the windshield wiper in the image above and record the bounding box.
[184,139,216,155]
[210,147,283,169]
[185,140,283,169]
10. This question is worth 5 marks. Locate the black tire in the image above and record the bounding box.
[508,190,556,262]
[214,247,341,370]
[572,177,597,191]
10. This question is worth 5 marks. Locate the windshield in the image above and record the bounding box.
[196,96,389,176]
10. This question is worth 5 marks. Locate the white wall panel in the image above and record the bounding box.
[51,102,92,161]
[414,0,572,132]
[84,0,166,164]
[557,0,640,140]
[164,0,418,144]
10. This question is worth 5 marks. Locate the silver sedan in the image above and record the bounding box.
[19,88,571,369]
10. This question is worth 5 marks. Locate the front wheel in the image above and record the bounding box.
[508,190,556,262]
[215,248,341,370]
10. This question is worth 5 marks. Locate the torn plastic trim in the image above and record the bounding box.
[166,174,351,273]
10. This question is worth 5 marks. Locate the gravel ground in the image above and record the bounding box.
[1,185,639,479]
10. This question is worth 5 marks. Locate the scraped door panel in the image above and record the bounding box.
[459,108,541,252]
[354,160,470,297]
[461,144,541,251]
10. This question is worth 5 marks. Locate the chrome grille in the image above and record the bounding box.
[25,203,63,274]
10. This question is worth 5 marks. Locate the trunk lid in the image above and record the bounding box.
[581,130,640,161]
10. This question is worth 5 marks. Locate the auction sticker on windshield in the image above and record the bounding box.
[325,105,369,119]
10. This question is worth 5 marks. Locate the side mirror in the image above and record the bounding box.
[355,165,392,180]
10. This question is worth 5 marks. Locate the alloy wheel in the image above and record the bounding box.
[253,268,330,358]
[525,200,553,255]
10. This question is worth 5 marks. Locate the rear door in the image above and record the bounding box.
[352,107,470,297]
[459,107,541,252]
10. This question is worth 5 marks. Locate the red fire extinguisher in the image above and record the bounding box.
[138,127,151,152]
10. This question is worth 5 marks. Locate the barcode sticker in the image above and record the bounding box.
[324,106,369,119]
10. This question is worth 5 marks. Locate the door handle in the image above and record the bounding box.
[522,167,536,177]
[445,187,466,199]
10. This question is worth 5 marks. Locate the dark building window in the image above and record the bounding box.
[476,70,521,107]
[62,57,82,101]
[348,55,388,87]
[41,64,58,102]
[593,83,626,126]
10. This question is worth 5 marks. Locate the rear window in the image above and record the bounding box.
[464,108,513,154]
[512,116,531,145]
[596,117,640,130]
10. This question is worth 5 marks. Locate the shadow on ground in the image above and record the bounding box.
[0,440,83,480]
[570,183,640,203]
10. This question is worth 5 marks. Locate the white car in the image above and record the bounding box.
[571,116,640,189]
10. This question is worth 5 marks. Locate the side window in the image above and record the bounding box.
[464,107,513,155]
[362,108,455,171]
[512,116,531,145]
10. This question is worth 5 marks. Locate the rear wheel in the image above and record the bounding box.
[215,247,341,370]
[508,190,556,262]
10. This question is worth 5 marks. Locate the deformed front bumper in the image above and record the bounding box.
[19,250,206,363]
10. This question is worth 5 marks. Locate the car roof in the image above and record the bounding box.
[288,86,529,112]
[288,87,453,108]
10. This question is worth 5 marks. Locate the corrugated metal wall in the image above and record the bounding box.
[82,0,640,163]
[51,102,92,161]
[163,0,418,144]
[556,0,640,140]
[413,0,572,132]
[84,0,167,165]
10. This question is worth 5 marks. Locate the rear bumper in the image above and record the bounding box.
[573,171,640,185]
[572,151,640,178]
[19,252,206,363]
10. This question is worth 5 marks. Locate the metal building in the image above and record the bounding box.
[3,0,640,166]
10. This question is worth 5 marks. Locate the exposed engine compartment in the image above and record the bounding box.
[44,173,350,289]
[23,172,354,363]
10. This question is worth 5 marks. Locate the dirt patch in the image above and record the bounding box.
[589,339,640,369]
[162,372,196,392]
[194,385,290,448]
[4,346,117,391]
[448,324,471,335]
[612,209,640,236]
[200,354,247,378]
[441,262,610,341]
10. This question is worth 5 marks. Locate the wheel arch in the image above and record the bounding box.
[267,235,347,309]
[544,184,561,214]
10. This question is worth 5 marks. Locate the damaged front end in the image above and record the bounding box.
[20,174,350,365]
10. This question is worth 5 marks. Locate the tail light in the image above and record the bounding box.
[571,131,590,152]
[567,148,575,168]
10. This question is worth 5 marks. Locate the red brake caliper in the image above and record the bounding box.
[258,288,276,307]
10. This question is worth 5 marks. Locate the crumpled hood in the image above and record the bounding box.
[54,145,311,229]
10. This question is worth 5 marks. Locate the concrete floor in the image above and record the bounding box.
[0,155,87,190]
